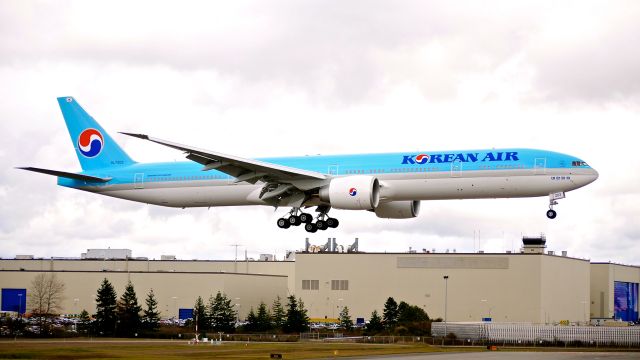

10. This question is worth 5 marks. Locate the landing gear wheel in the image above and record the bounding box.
[546,209,557,219]
[316,220,327,230]
[299,213,313,224]
[277,218,290,229]
[326,217,339,228]
[289,215,301,226]
[304,223,317,233]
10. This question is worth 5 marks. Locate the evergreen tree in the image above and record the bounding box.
[397,301,429,323]
[338,306,354,331]
[297,298,310,331]
[143,289,161,331]
[366,310,384,334]
[116,281,142,337]
[283,295,310,333]
[194,296,208,333]
[94,278,117,336]
[255,301,272,332]
[78,309,91,334]
[382,297,399,329]
[209,291,237,332]
[245,307,257,332]
[271,296,286,330]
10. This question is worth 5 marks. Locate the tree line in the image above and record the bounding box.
[243,296,310,333]
[18,274,312,337]
[91,278,160,337]
[363,297,438,335]
[91,278,311,336]
[19,274,430,337]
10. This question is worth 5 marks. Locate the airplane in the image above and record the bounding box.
[18,97,599,233]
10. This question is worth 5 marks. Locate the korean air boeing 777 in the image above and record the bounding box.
[19,97,599,233]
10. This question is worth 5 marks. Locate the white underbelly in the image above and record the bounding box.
[102,184,264,207]
[380,174,591,201]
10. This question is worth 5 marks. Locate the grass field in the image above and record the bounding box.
[0,339,475,359]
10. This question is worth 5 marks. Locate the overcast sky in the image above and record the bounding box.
[1,0,638,264]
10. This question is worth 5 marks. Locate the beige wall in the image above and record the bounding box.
[590,264,612,318]
[1,259,296,297]
[540,255,591,324]
[295,253,590,324]
[3,256,637,325]
[0,270,288,319]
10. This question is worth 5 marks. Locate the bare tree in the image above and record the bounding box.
[28,273,65,335]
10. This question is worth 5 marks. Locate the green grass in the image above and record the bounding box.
[0,339,475,360]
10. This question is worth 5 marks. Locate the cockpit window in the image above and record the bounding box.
[572,161,588,167]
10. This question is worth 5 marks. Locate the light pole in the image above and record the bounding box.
[17,293,23,323]
[443,276,449,340]
[171,296,178,322]
[336,298,344,320]
[73,298,80,331]
[480,299,492,321]
[234,298,241,323]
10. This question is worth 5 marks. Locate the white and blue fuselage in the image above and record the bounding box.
[59,149,597,207]
[21,97,598,232]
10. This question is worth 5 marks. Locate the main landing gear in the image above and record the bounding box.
[546,192,565,219]
[276,207,339,232]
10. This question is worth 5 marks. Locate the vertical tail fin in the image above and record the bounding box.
[57,97,135,171]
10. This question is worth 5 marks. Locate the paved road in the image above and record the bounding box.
[335,352,640,360]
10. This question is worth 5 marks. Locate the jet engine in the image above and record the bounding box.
[374,200,420,219]
[319,176,380,210]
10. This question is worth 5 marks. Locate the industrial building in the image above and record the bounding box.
[1,237,638,325]
[0,257,292,320]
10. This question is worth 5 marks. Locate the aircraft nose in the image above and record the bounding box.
[588,167,599,183]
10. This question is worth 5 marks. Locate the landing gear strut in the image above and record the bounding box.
[277,208,312,229]
[546,192,565,219]
[304,206,339,233]
[276,207,339,232]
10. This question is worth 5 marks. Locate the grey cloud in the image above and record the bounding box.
[528,6,640,102]
[0,2,542,103]
[4,1,640,105]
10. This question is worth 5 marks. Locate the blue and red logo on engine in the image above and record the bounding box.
[349,188,357,196]
[77,128,104,158]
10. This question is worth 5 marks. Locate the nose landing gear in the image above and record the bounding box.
[546,192,565,219]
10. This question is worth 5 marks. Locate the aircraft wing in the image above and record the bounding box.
[120,132,327,184]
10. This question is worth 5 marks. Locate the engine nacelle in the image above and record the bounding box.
[319,176,380,210]
[374,200,421,219]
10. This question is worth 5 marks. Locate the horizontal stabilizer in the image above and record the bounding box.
[16,167,111,183]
